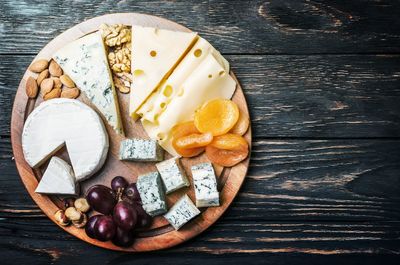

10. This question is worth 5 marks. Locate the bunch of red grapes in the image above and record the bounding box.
[85,176,152,247]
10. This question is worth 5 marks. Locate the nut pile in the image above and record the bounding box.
[26,59,80,100]
[100,23,132,93]
[54,197,90,228]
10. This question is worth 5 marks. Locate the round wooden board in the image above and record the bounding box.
[11,13,251,252]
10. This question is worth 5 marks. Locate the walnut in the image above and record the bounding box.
[113,73,130,93]
[108,42,131,73]
[100,24,131,47]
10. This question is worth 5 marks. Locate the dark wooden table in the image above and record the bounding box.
[1,1,400,264]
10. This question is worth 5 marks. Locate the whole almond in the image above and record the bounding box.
[26,76,38,98]
[29,59,49,73]
[49,60,63,77]
[61,87,80,99]
[40,78,54,95]
[53,77,62,89]
[43,88,61,100]
[36,69,49,86]
[60,75,75,88]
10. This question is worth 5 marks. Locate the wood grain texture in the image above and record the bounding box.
[1,0,400,54]
[2,54,400,137]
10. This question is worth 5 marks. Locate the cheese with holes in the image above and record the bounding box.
[35,157,78,195]
[141,52,237,156]
[119,138,163,161]
[53,32,124,135]
[164,194,200,230]
[129,26,198,119]
[136,171,167,216]
[156,157,189,194]
[22,99,109,181]
[191,162,220,207]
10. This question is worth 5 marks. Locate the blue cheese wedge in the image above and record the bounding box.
[119,138,163,161]
[164,194,200,230]
[136,171,167,216]
[191,162,220,207]
[156,157,189,194]
[52,32,124,135]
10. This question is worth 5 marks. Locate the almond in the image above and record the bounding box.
[49,60,63,77]
[29,59,49,73]
[26,76,38,98]
[60,74,75,88]
[61,87,80,99]
[36,69,49,86]
[53,77,62,89]
[40,78,54,95]
[43,88,61,100]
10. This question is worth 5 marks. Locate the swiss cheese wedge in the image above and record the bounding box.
[129,26,198,120]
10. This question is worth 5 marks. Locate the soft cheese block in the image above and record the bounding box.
[156,157,189,194]
[53,32,124,135]
[119,138,163,161]
[191,162,220,207]
[136,171,167,216]
[164,194,200,230]
[129,26,198,119]
[35,157,78,195]
[22,99,109,181]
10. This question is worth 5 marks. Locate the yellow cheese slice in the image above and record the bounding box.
[142,53,237,156]
[137,37,229,123]
[129,26,198,120]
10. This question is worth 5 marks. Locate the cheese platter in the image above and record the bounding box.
[11,13,251,251]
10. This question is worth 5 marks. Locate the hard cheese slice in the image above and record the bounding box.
[129,26,198,120]
[142,52,237,156]
[53,32,124,135]
[35,157,77,196]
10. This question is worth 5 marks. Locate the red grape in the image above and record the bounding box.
[113,201,137,231]
[86,185,116,215]
[94,215,116,241]
[85,214,102,239]
[135,205,152,228]
[112,227,135,247]
[123,183,141,203]
[111,176,128,192]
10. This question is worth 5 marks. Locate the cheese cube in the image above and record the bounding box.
[119,138,163,161]
[191,162,220,207]
[156,157,189,194]
[136,172,167,216]
[164,194,200,230]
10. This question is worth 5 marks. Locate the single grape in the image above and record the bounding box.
[113,201,137,231]
[85,214,102,239]
[135,206,152,228]
[86,185,116,215]
[122,183,141,203]
[111,176,128,192]
[94,215,116,241]
[112,227,135,247]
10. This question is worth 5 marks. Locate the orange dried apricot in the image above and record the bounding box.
[230,109,250,135]
[209,134,248,152]
[172,138,205,158]
[175,132,213,149]
[171,121,200,139]
[194,99,239,136]
[205,145,248,167]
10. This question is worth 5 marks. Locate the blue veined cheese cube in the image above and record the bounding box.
[191,162,220,207]
[136,171,167,216]
[164,194,200,230]
[156,157,189,194]
[119,138,163,161]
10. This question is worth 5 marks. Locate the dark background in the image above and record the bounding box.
[1,0,400,264]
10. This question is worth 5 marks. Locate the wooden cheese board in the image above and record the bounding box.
[11,13,251,252]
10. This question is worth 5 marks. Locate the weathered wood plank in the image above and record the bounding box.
[1,54,400,137]
[0,0,400,54]
[1,138,399,221]
[1,218,399,265]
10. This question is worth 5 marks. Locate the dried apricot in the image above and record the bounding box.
[230,109,249,135]
[171,121,199,139]
[206,145,248,167]
[194,99,239,136]
[172,138,205,157]
[175,132,213,149]
[209,134,248,152]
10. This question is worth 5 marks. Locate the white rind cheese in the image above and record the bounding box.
[136,171,167,216]
[164,194,200,230]
[53,32,124,135]
[191,162,220,207]
[156,157,189,194]
[119,138,163,161]
[35,157,78,196]
[129,26,198,119]
[22,99,109,181]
